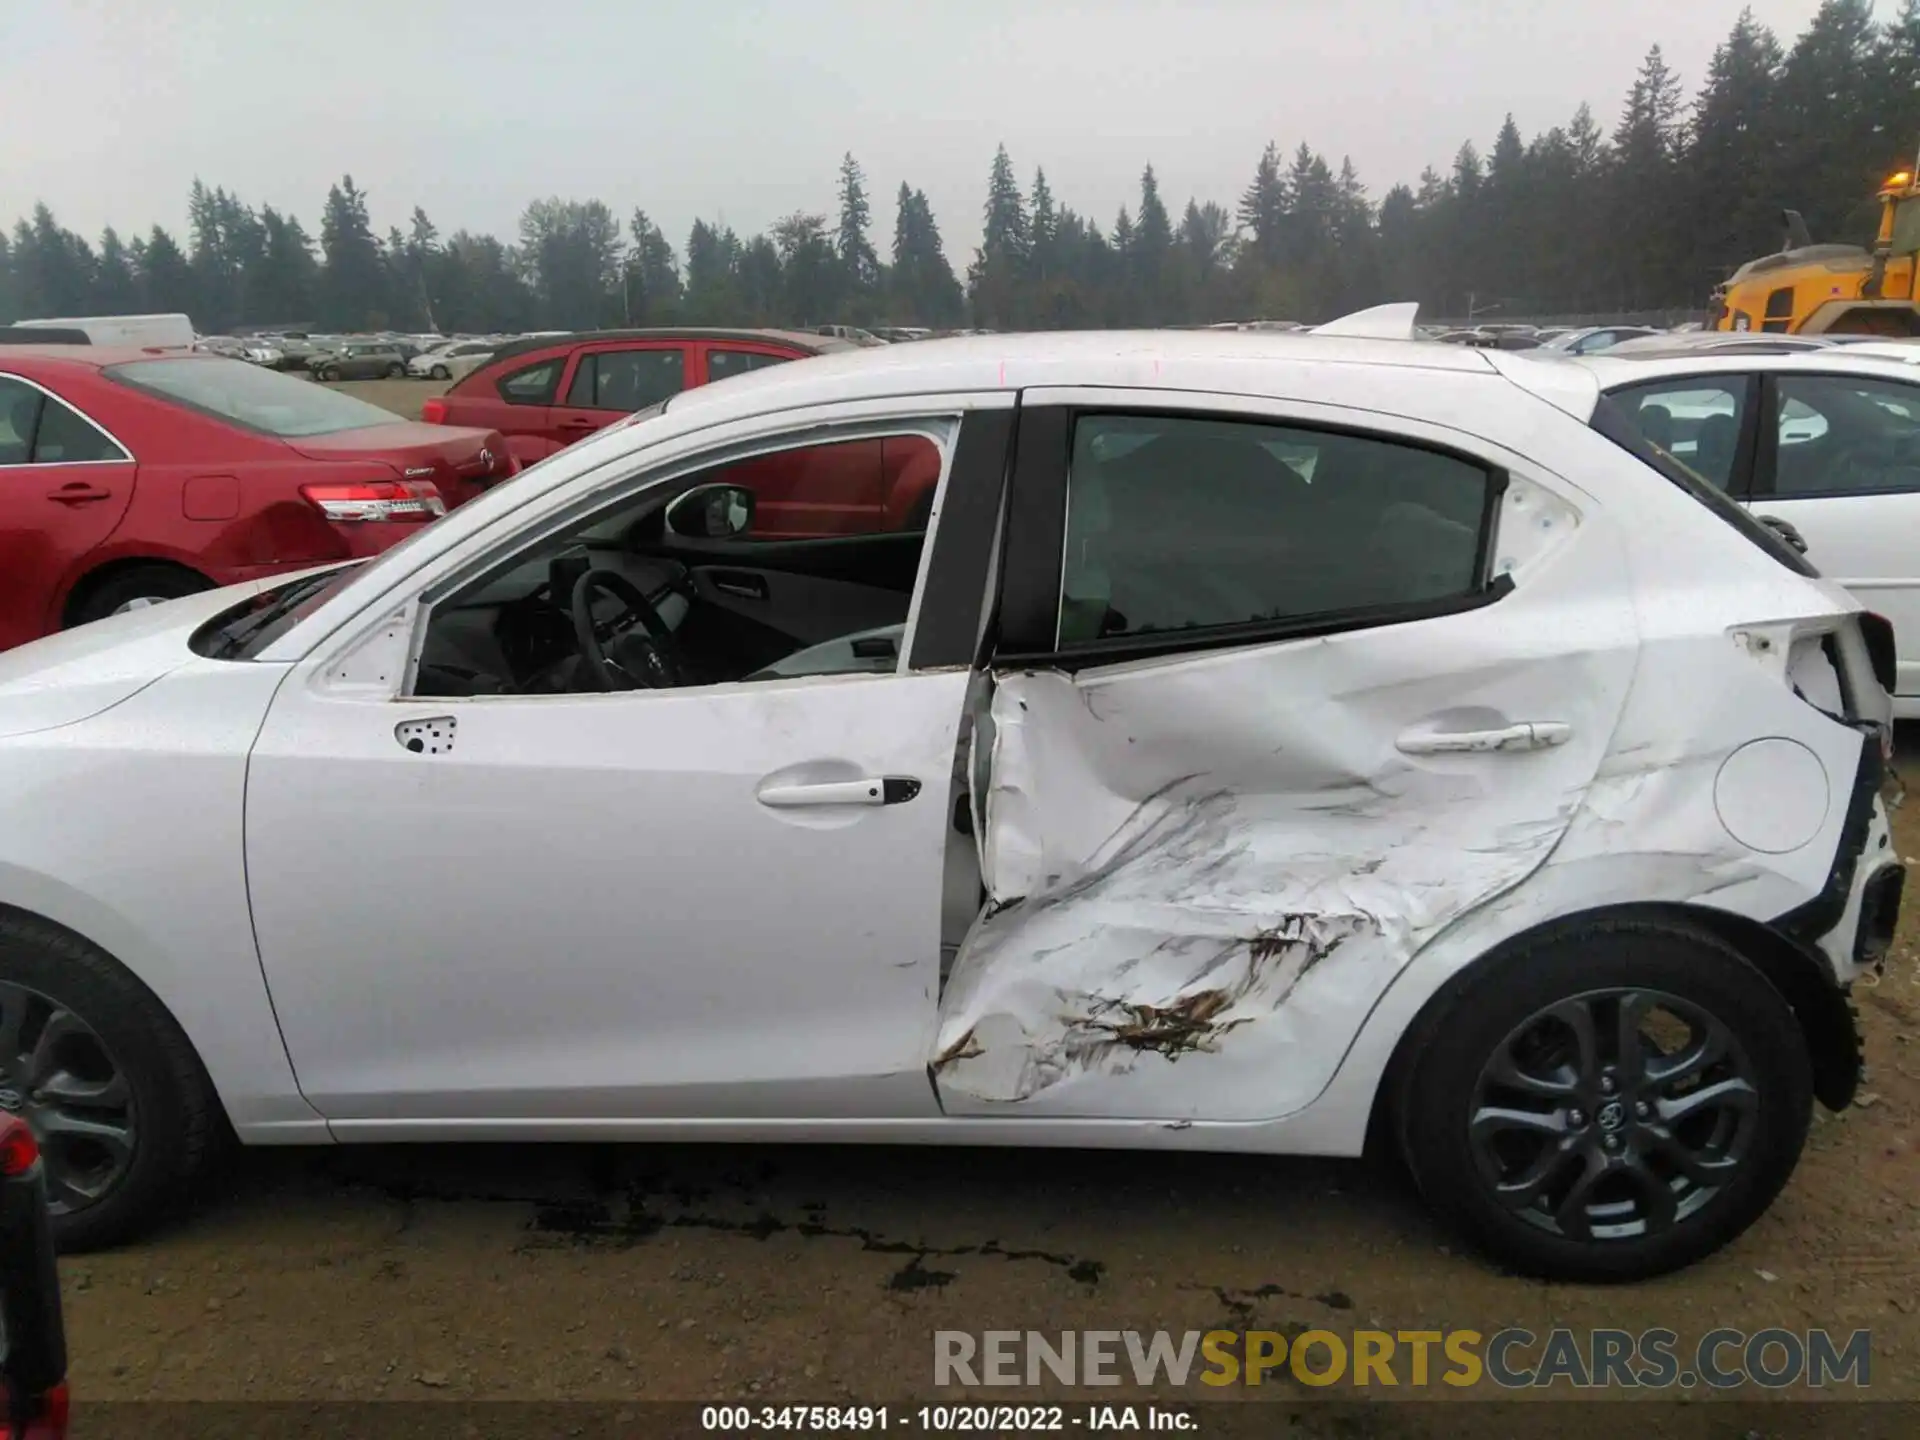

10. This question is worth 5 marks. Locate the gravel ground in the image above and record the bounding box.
[49,383,1920,1424]
[330,375,444,419]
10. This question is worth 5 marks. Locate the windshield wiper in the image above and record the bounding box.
[205,572,338,658]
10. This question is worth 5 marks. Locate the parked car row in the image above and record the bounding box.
[194,330,517,380]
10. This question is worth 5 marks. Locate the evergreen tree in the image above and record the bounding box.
[737,234,783,323]
[1237,141,1289,265]
[518,198,625,330]
[683,219,741,323]
[969,144,1029,325]
[1689,9,1788,285]
[12,205,96,318]
[890,184,962,324]
[397,207,441,331]
[774,211,839,323]
[1029,168,1058,280]
[252,208,320,324]
[94,227,139,313]
[1132,164,1175,320]
[834,153,879,307]
[1882,0,1920,156]
[626,209,682,324]
[136,225,195,315]
[440,231,533,333]
[319,176,386,328]
[1776,0,1888,243]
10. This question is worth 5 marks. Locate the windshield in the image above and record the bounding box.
[106,357,404,437]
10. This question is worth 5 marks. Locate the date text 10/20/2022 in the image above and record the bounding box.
[702,1407,1195,1431]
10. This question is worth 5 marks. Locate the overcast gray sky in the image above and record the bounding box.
[0,0,1881,260]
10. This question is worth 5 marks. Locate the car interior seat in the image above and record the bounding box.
[1637,403,1676,452]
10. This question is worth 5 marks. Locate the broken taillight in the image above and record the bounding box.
[300,479,446,523]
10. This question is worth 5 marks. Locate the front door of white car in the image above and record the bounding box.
[929,393,1641,1121]
[242,407,1010,1127]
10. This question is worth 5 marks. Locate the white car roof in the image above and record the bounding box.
[660,329,1499,425]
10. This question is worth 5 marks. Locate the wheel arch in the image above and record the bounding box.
[0,899,233,1137]
[0,849,320,1139]
[61,557,215,628]
[1366,900,1860,1157]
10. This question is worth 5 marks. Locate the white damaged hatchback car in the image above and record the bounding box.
[0,330,1902,1279]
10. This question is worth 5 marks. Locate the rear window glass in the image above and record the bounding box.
[1590,396,1816,577]
[105,357,400,437]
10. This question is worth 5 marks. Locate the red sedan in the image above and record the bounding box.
[0,347,509,651]
[419,328,939,536]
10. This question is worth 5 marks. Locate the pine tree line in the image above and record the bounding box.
[4,3,1918,335]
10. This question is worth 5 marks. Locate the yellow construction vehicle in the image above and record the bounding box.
[1712,166,1920,337]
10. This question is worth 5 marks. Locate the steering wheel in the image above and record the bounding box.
[568,568,685,691]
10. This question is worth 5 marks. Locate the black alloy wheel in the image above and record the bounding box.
[1467,987,1759,1242]
[0,981,138,1217]
[0,913,220,1250]
[1399,919,1812,1281]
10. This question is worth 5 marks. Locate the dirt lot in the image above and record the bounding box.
[47,385,1920,1423]
[332,375,444,420]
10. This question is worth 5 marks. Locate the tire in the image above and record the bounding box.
[67,565,214,627]
[430,364,451,380]
[385,362,404,378]
[1398,917,1812,1282]
[0,912,220,1250]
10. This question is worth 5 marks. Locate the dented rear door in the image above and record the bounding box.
[932,389,1640,1121]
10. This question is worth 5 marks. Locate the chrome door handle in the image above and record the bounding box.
[756,776,922,808]
[1396,722,1572,755]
